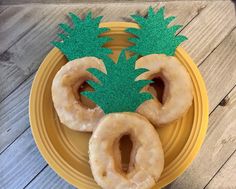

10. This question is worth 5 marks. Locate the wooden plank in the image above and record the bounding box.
[166,86,236,189]
[0,128,46,189]
[25,166,75,189]
[199,28,236,112]
[0,5,81,102]
[0,6,47,54]
[0,6,8,13]
[180,1,236,65]
[0,74,34,153]
[205,150,236,189]
[0,2,205,102]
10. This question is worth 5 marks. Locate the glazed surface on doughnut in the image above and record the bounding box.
[136,54,193,127]
[89,113,164,189]
[51,57,105,132]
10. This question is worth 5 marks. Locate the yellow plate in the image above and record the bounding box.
[29,22,208,188]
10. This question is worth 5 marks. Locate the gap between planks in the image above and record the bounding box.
[204,149,236,189]
[204,149,236,188]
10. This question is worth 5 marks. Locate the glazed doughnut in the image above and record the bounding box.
[136,54,193,127]
[89,112,164,189]
[51,57,105,132]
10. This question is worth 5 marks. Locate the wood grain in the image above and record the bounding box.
[166,86,236,189]
[0,2,205,102]
[0,74,34,153]
[199,28,236,112]
[0,5,88,102]
[0,6,8,13]
[0,6,47,54]
[205,150,236,189]
[180,1,236,65]
[0,128,46,189]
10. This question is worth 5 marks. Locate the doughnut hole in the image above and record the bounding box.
[149,77,165,104]
[119,134,133,173]
[102,171,107,177]
[73,80,96,109]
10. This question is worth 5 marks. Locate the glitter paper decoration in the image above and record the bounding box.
[81,50,153,114]
[52,12,112,61]
[126,6,188,56]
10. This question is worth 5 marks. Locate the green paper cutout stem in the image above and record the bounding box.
[126,6,188,56]
[82,50,153,114]
[52,12,112,61]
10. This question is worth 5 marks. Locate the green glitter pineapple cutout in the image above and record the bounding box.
[126,6,187,56]
[82,50,153,114]
[52,12,112,61]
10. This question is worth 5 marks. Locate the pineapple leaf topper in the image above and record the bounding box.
[126,6,188,56]
[52,12,112,61]
[81,50,153,114]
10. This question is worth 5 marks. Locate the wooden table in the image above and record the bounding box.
[0,1,235,189]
